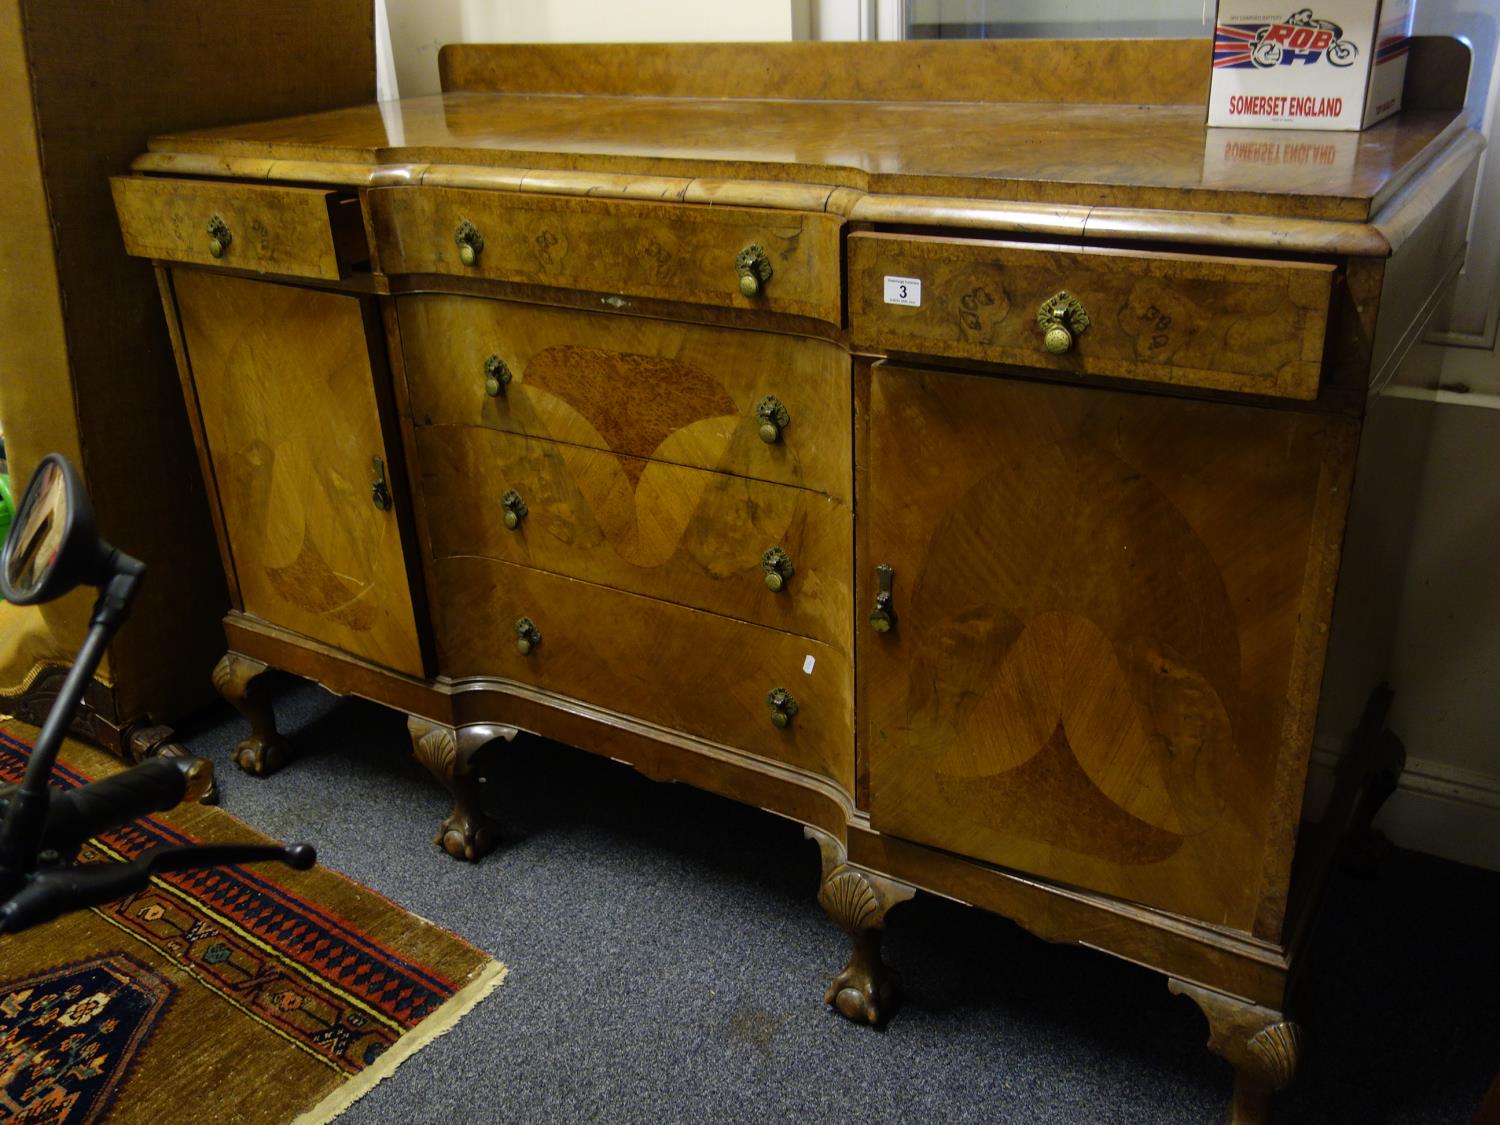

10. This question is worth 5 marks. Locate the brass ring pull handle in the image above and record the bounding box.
[767,687,799,730]
[1037,290,1090,355]
[869,563,895,633]
[455,218,484,266]
[735,244,773,298]
[755,395,790,445]
[761,546,794,593]
[483,355,512,397]
[370,456,392,512]
[501,489,528,530]
[206,214,232,259]
[515,617,541,656]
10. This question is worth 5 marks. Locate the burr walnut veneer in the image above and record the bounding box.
[113,38,1479,1123]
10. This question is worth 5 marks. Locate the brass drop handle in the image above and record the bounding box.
[206,214,232,259]
[515,617,541,656]
[1037,290,1090,355]
[761,546,794,593]
[767,687,799,730]
[483,355,512,397]
[736,244,773,298]
[455,218,484,267]
[869,563,895,633]
[370,456,392,512]
[501,489,528,530]
[755,395,790,445]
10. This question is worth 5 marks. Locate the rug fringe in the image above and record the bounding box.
[293,959,509,1125]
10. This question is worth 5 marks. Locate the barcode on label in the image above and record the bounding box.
[884,276,921,307]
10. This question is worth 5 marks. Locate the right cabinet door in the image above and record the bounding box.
[862,363,1355,935]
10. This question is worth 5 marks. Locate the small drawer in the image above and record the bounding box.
[397,294,851,501]
[417,425,852,650]
[370,187,842,323]
[848,232,1335,400]
[432,556,853,790]
[112,176,368,280]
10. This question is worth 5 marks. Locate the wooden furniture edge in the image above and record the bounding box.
[1370,127,1486,253]
[152,266,245,610]
[1252,414,1362,939]
[221,613,856,840]
[847,826,1291,1008]
[125,155,1413,258]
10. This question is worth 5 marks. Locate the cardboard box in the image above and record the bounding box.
[1209,2,1414,130]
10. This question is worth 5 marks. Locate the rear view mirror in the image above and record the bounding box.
[0,453,100,605]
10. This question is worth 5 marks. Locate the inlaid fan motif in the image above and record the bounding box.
[518,345,784,570]
[913,432,1240,866]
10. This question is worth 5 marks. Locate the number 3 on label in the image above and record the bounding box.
[883,275,921,308]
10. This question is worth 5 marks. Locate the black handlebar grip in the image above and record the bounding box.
[41,757,199,855]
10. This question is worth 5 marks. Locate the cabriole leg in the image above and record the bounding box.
[1170,979,1302,1125]
[408,716,517,862]
[806,826,916,1025]
[212,652,291,778]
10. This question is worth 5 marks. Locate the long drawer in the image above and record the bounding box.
[112,176,367,280]
[433,556,853,789]
[397,295,851,500]
[848,231,1335,400]
[371,187,843,323]
[417,425,852,649]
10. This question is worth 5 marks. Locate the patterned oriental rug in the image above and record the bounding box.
[0,723,506,1124]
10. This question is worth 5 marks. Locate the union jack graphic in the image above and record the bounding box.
[1375,34,1411,65]
[1213,22,1264,68]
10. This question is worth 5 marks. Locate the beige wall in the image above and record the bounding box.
[384,0,797,97]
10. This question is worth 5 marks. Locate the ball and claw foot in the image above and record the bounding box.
[435,809,499,863]
[232,734,293,778]
[806,826,915,1027]
[825,933,902,1024]
[409,716,516,863]
[213,653,293,779]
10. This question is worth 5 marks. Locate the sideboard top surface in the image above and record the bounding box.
[148,90,1461,223]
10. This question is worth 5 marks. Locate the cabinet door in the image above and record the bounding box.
[173,270,424,676]
[862,364,1355,934]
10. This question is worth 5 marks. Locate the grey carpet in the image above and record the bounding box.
[173,678,1499,1124]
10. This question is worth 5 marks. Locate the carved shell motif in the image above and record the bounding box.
[1247,1020,1303,1091]
[409,722,458,780]
[819,868,880,934]
[211,654,262,703]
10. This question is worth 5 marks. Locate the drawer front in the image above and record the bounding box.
[417,426,852,650]
[398,295,851,500]
[433,556,853,790]
[861,363,1357,932]
[848,232,1334,400]
[112,176,366,280]
[371,187,842,322]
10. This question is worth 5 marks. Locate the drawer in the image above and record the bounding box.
[848,232,1335,400]
[112,176,368,280]
[416,425,851,649]
[370,187,843,323]
[433,556,853,789]
[397,295,851,500]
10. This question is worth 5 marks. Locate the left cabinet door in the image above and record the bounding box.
[171,270,424,676]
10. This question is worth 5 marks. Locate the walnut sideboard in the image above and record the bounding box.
[111,39,1480,1123]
